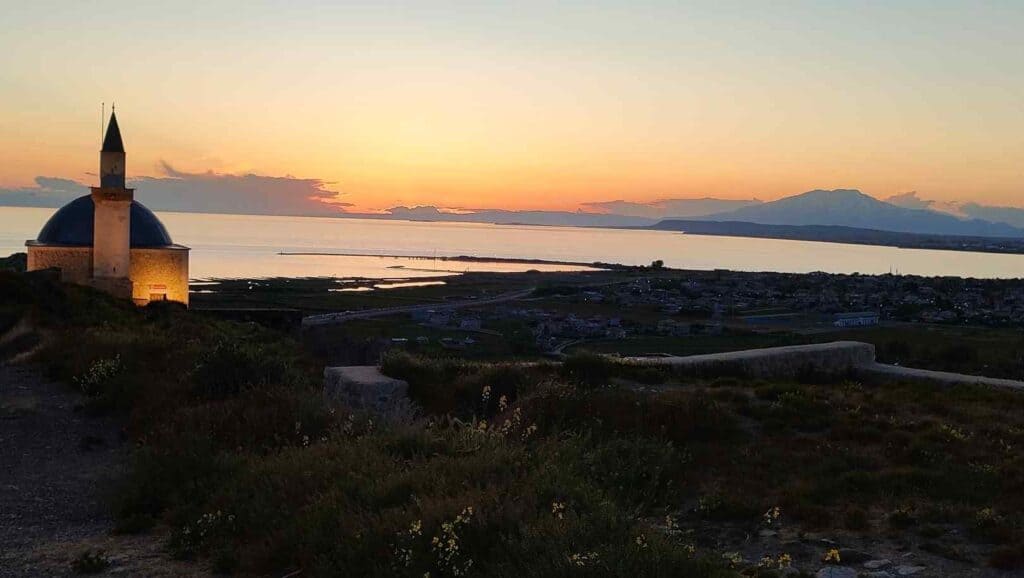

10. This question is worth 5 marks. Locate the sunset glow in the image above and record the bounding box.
[2,1,1022,213]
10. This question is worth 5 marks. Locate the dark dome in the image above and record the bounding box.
[36,195,174,247]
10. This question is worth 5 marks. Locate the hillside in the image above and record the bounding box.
[704,189,1024,238]
[3,271,1024,576]
[649,220,1024,255]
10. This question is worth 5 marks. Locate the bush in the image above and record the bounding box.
[560,351,615,389]
[71,549,110,574]
[191,340,292,400]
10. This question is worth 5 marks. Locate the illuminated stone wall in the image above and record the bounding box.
[26,245,93,283]
[129,246,190,306]
[27,243,190,307]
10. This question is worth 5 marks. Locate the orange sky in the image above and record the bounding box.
[1,2,1022,213]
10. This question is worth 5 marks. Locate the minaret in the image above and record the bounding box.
[91,110,134,298]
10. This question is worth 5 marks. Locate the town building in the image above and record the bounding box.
[25,112,190,305]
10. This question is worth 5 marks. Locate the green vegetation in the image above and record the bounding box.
[6,269,1024,575]
[1,272,730,577]
[71,549,111,574]
[385,352,1024,572]
[0,252,26,272]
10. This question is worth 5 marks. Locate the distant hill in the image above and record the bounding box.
[649,220,1024,255]
[703,189,1024,238]
[580,197,762,219]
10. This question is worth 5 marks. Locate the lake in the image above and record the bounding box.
[3,206,1024,280]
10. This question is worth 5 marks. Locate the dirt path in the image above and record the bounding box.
[0,364,203,577]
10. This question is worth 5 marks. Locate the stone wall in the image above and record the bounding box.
[26,245,92,284]
[625,341,877,379]
[130,247,190,306]
[26,244,189,306]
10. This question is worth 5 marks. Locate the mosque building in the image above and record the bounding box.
[25,111,190,305]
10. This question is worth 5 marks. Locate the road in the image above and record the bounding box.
[301,287,536,327]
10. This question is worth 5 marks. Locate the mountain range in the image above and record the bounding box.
[690,189,1024,238]
[4,176,1023,239]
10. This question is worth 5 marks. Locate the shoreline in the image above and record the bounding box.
[277,251,617,270]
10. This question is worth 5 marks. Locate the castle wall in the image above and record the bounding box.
[129,246,190,306]
[26,245,93,284]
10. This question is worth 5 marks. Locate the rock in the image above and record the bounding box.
[838,548,873,564]
[863,559,892,569]
[815,567,857,578]
[863,572,893,578]
[323,366,415,419]
[895,566,926,576]
[759,529,778,537]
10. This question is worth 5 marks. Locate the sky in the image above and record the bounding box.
[1,1,1022,214]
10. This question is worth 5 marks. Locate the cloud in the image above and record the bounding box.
[0,164,352,217]
[958,202,1024,229]
[884,191,971,219]
[581,197,762,219]
[0,176,89,207]
[131,162,351,216]
[381,205,656,227]
[884,191,933,210]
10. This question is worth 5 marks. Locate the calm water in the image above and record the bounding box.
[3,206,1024,280]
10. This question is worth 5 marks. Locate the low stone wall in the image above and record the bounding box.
[324,366,415,419]
[324,341,1024,419]
[859,363,1024,392]
[625,341,877,379]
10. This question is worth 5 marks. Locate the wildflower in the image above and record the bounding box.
[940,423,970,441]
[722,551,743,566]
[522,424,538,440]
[430,507,474,576]
[551,501,566,520]
[634,534,648,549]
[758,556,775,569]
[498,395,508,412]
[481,385,492,405]
[567,551,599,567]
[822,548,841,564]
[763,506,781,525]
[778,553,792,568]
[73,355,122,396]
[664,514,677,532]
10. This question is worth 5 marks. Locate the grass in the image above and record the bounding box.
[8,270,1024,575]
[382,351,1024,571]
[2,272,732,577]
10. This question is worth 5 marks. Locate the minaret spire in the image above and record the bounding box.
[102,110,125,153]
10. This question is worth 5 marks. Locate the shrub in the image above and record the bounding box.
[191,340,292,400]
[560,351,615,389]
[71,549,110,574]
